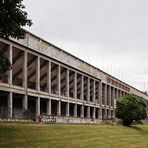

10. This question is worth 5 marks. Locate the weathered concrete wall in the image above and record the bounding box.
[56,116,102,124]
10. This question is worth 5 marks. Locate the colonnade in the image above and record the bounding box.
[0,40,127,121]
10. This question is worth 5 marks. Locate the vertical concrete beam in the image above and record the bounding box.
[104,84,107,107]
[74,103,77,117]
[93,107,96,119]
[99,81,102,105]
[57,65,61,95]
[109,86,111,107]
[99,108,102,120]
[81,75,84,100]
[106,85,108,106]
[47,99,51,115]
[87,106,90,118]
[23,51,27,88]
[66,69,69,97]
[8,45,12,85]
[47,61,51,94]
[36,97,40,116]
[36,56,40,91]
[23,95,28,110]
[74,72,77,99]
[93,80,96,103]
[112,87,116,107]
[87,77,90,102]
[66,102,69,117]
[81,105,84,118]
[8,92,13,118]
[58,100,61,116]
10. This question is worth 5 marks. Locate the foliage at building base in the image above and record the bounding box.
[115,94,147,126]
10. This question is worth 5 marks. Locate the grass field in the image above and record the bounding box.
[0,123,148,148]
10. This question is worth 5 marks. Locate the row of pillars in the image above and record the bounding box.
[7,92,105,119]
[8,45,125,107]
[5,43,126,120]
[103,84,126,106]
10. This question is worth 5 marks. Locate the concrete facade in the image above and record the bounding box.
[0,31,148,124]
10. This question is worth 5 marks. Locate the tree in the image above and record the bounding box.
[0,0,32,80]
[0,0,32,39]
[115,94,147,126]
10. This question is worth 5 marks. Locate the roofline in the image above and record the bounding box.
[22,30,148,97]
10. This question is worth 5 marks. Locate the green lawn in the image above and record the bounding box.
[0,123,148,148]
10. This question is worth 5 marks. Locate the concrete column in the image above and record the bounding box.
[113,88,116,119]
[74,72,77,99]
[109,86,111,107]
[47,99,51,115]
[23,95,28,110]
[36,56,40,91]
[104,84,107,106]
[47,61,51,94]
[87,78,90,102]
[8,45,12,85]
[57,65,61,95]
[106,85,109,106]
[93,107,96,119]
[99,107,102,120]
[36,97,40,116]
[66,69,69,97]
[112,87,115,106]
[58,100,61,116]
[8,92,13,118]
[74,103,77,117]
[93,80,96,103]
[66,102,69,117]
[81,105,84,118]
[23,51,27,88]
[99,81,102,105]
[87,106,90,118]
[81,75,84,100]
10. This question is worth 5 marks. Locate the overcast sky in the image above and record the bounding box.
[23,0,148,91]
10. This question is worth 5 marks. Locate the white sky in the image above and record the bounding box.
[23,0,148,91]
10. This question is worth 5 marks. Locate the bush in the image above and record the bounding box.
[115,94,147,126]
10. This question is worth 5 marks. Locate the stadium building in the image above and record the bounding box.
[0,31,148,123]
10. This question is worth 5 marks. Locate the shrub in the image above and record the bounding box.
[115,94,147,126]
